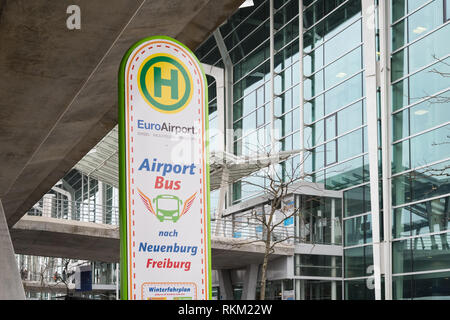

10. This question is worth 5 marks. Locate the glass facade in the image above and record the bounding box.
[295,254,342,277]
[296,194,343,245]
[390,0,450,300]
[194,0,449,300]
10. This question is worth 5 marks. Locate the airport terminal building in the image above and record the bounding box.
[2,0,449,300]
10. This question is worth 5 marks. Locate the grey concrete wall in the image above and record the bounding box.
[218,269,234,300]
[0,200,25,300]
[242,264,259,300]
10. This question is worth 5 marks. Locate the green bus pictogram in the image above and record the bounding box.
[153,194,182,222]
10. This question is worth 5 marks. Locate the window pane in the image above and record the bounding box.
[393,274,413,300]
[312,145,325,171]
[409,57,450,104]
[392,108,409,141]
[338,129,363,162]
[393,239,413,274]
[344,245,373,278]
[392,19,407,51]
[296,254,342,277]
[391,0,407,22]
[326,156,364,190]
[392,159,450,206]
[392,78,409,111]
[411,197,450,236]
[337,100,363,135]
[394,270,450,299]
[345,215,366,246]
[325,73,363,115]
[412,271,450,299]
[408,0,444,44]
[325,115,336,140]
[393,207,412,238]
[304,71,324,100]
[410,124,450,169]
[410,98,450,136]
[412,232,450,272]
[324,15,362,64]
[408,0,430,13]
[312,119,324,146]
[344,185,371,217]
[392,139,410,174]
[304,95,324,123]
[325,141,337,165]
[391,48,408,82]
[324,46,362,89]
[304,45,324,74]
[409,24,450,74]
[345,278,375,300]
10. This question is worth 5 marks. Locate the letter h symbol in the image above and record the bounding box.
[154,67,178,100]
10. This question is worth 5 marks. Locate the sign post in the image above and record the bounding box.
[118,36,211,300]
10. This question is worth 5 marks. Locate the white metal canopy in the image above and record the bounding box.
[73,125,302,191]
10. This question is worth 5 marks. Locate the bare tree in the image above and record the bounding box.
[218,141,328,300]
[51,258,76,298]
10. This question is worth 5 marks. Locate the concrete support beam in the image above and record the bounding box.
[0,200,25,300]
[242,264,259,300]
[218,269,234,300]
[11,215,120,263]
[11,215,293,268]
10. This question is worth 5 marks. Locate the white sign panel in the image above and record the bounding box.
[118,36,211,300]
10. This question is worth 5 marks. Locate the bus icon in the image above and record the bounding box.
[153,194,183,222]
[137,188,197,223]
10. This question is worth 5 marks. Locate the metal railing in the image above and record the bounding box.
[211,216,343,245]
[27,198,343,246]
[27,198,119,226]
[211,217,296,244]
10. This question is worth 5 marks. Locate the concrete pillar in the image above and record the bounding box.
[242,264,259,300]
[331,257,337,300]
[218,269,234,300]
[42,194,55,217]
[0,199,25,299]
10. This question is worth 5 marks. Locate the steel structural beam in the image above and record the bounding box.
[378,0,393,300]
[361,0,382,300]
[213,28,234,209]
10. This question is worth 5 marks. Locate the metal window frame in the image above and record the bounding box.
[392,267,450,278]
[379,0,393,300]
[304,0,354,32]
[445,0,450,22]
[391,121,450,145]
[303,16,362,56]
[392,192,450,210]
[304,69,365,104]
[305,43,363,78]
[392,87,450,115]
[391,52,450,85]
[390,0,435,26]
[392,229,450,243]
[390,20,450,56]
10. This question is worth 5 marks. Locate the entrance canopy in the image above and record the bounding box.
[74,126,303,191]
